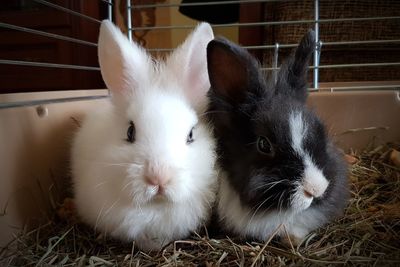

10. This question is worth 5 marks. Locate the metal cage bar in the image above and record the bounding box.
[131,16,400,31]
[108,0,113,22]
[146,39,400,52]
[0,22,97,47]
[0,0,399,109]
[313,0,320,88]
[32,0,101,23]
[0,95,108,110]
[0,59,100,71]
[262,62,400,71]
[132,0,288,9]
[127,0,133,42]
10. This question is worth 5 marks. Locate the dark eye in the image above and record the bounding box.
[186,127,194,144]
[257,136,274,156]
[127,121,135,143]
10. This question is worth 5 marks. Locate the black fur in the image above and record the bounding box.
[207,30,348,218]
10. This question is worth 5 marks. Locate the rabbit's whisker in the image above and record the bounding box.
[95,204,106,231]
[248,194,275,225]
[199,110,229,118]
[122,180,135,191]
[253,180,284,192]
[104,198,121,215]
[95,181,109,188]
[278,191,286,216]
[75,159,144,168]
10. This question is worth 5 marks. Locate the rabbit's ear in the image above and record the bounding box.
[98,20,152,99]
[168,23,214,111]
[207,37,263,105]
[275,30,315,103]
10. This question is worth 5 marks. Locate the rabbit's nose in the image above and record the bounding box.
[144,161,172,187]
[302,175,328,198]
[303,162,329,198]
[145,174,170,186]
[303,189,314,198]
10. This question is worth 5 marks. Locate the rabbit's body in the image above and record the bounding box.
[72,21,217,251]
[207,30,348,244]
[72,95,216,250]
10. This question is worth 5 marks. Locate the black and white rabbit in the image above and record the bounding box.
[206,30,349,244]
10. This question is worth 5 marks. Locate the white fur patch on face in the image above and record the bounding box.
[289,111,307,156]
[291,181,314,212]
[125,90,198,201]
[303,156,329,198]
[289,111,329,209]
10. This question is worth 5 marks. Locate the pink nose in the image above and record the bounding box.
[144,161,172,187]
[303,189,314,198]
[145,174,170,186]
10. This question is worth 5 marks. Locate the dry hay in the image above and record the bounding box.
[1,143,399,266]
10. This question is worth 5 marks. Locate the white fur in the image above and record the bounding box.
[72,21,216,251]
[289,110,329,207]
[303,156,329,197]
[289,111,307,155]
[217,111,330,243]
[291,180,314,212]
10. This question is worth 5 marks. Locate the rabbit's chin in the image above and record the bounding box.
[290,191,313,212]
[217,174,327,244]
[131,183,186,205]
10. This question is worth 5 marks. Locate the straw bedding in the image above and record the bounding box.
[1,143,399,266]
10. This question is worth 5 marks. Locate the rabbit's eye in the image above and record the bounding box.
[186,127,194,144]
[127,121,135,143]
[257,136,274,156]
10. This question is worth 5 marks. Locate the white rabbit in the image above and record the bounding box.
[71,20,217,251]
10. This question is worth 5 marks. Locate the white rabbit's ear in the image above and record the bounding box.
[98,20,151,99]
[169,23,214,111]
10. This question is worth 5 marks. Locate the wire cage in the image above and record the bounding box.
[0,0,399,265]
[0,0,399,100]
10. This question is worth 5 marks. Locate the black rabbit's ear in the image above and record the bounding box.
[207,37,262,105]
[275,30,315,103]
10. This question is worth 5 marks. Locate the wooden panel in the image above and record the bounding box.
[239,3,264,60]
[0,29,74,93]
[0,0,105,93]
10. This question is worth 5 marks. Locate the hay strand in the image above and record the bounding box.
[1,143,399,266]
